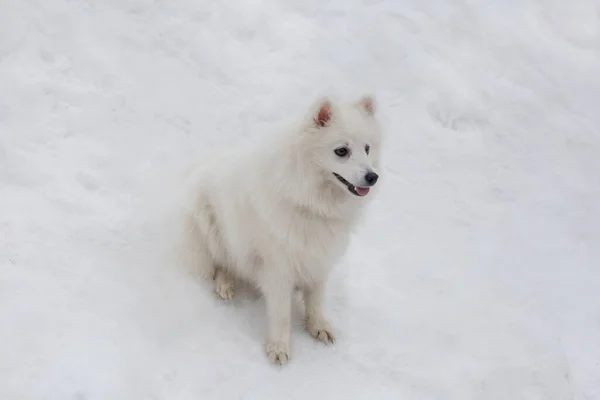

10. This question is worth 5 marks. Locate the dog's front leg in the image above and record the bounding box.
[260,274,293,365]
[304,282,336,344]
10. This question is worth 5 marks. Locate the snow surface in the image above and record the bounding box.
[1,0,600,399]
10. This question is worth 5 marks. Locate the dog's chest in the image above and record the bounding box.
[281,214,350,283]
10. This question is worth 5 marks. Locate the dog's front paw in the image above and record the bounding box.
[266,341,290,366]
[307,320,336,344]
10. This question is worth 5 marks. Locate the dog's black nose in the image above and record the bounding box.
[365,171,379,186]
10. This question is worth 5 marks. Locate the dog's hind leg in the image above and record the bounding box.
[214,267,235,300]
[180,213,216,281]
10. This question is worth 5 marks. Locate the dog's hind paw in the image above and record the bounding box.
[266,341,290,366]
[214,268,235,300]
[214,281,235,300]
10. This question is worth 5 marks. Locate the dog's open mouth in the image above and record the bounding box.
[333,173,370,197]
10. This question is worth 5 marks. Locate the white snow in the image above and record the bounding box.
[1,0,600,399]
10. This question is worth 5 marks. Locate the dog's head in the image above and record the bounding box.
[304,95,382,198]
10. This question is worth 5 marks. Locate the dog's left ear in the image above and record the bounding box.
[357,95,376,116]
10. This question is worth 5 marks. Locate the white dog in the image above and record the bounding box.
[182,95,382,365]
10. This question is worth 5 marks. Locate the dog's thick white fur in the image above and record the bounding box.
[182,95,382,365]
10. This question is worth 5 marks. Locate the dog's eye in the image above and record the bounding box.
[334,147,349,157]
[365,144,370,155]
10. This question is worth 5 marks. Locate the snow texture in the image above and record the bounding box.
[1,0,599,399]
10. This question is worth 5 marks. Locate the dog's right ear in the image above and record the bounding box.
[312,98,333,128]
[357,95,376,116]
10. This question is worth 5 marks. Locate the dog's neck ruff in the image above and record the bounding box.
[273,165,365,223]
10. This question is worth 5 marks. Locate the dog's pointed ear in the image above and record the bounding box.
[313,98,333,128]
[357,95,376,116]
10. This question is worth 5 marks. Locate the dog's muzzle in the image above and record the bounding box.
[333,173,371,197]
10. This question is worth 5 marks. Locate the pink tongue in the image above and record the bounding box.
[355,187,370,196]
